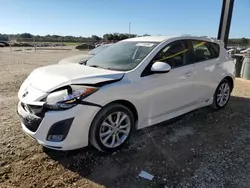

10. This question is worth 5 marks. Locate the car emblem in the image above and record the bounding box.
[22,91,28,98]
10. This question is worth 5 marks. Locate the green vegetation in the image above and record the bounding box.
[228,37,250,47]
[0,33,249,47]
[0,33,140,43]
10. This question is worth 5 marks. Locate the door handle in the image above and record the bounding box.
[215,63,221,67]
[184,71,193,77]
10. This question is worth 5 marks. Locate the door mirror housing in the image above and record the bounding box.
[151,61,171,73]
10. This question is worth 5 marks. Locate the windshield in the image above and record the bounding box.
[88,44,113,55]
[86,41,159,71]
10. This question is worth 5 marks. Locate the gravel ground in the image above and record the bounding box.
[0,50,250,188]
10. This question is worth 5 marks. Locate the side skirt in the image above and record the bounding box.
[137,99,213,130]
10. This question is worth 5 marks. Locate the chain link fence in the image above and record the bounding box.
[8,36,71,52]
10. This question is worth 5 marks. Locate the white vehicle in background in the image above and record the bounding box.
[227,49,235,54]
[240,47,250,54]
[17,36,235,152]
[227,49,235,56]
[58,44,113,64]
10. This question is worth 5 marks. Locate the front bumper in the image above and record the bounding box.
[17,101,100,150]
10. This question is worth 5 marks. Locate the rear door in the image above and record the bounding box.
[190,40,221,103]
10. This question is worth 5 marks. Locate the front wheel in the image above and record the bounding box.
[212,79,232,110]
[89,103,134,152]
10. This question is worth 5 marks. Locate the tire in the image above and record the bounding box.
[89,103,134,152]
[211,79,232,110]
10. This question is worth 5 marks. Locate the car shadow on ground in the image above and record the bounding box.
[45,96,250,188]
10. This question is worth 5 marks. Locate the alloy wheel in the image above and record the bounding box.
[216,82,230,107]
[99,111,131,148]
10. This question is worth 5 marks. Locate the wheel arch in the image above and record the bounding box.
[88,99,139,143]
[105,100,139,127]
[223,76,234,91]
[88,99,139,151]
[212,75,233,110]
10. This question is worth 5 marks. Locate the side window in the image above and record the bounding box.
[191,40,215,62]
[152,41,189,69]
[208,42,220,58]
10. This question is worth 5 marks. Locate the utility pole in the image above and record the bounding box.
[129,22,131,36]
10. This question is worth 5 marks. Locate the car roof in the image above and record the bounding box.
[123,36,221,44]
[103,43,114,46]
[124,36,172,42]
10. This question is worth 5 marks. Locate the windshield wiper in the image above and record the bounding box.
[88,65,126,71]
[79,60,87,65]
[89,65,108,69]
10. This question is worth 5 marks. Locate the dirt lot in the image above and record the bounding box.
[0,50,250,188]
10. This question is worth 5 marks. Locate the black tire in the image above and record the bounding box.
[211,79,232,110]
[89,103,134,152]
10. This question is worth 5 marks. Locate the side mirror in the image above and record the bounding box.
[151,61,171,73]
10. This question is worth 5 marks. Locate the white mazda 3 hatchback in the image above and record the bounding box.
[17,36,235,152]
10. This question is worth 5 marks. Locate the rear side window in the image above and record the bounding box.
[191,40,220,62]
[208,42,220,58]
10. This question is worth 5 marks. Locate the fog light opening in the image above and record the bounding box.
[46,118,74,142]
[47,134,64,142]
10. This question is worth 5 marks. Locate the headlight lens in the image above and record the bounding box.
[45,85,98,110]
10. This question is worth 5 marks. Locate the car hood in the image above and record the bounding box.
[26,64,124,92]
[58,54,93,64]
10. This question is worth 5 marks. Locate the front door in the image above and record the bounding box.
[139,40,195,125]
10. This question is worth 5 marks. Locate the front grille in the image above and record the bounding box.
[18,102,45,132]
[19,114,42,132]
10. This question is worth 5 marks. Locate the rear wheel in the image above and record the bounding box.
[212,79,232,109]
[89,103,134,152]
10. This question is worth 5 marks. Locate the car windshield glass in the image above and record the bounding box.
[86,41,159,71]
[88,44,113,55]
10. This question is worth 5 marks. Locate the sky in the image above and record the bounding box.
[0,0,249,38]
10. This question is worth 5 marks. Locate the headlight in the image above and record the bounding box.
[45,85,98,110]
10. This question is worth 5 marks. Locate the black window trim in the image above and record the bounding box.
[188,39,220,64]
[141,40,192,77]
